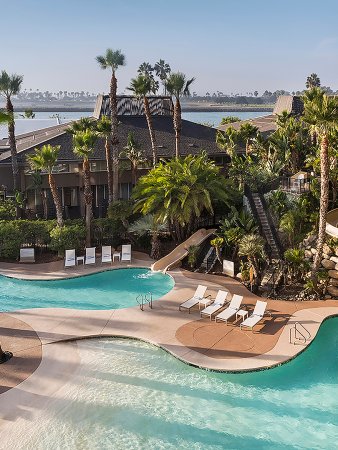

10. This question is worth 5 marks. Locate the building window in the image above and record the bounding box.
[90,161,106,172]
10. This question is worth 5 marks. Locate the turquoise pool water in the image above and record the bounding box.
[0,268,174,311]
[5,317,338,449]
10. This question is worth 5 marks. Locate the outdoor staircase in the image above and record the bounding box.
[251,193,281,260]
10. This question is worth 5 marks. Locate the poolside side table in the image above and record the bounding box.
[113,252,121,262]
[236,309,248,322]
[76,256,85,266]
[198,296,213,310]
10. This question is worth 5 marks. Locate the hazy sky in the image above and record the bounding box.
[1,0,338,95]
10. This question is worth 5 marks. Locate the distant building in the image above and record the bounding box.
[0,96,226,218]
[217,95,304,143]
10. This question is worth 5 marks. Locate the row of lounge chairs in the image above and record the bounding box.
[65,245,132,267]
[179,284,268,331]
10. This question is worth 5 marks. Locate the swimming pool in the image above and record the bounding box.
[3,317,337,449]
[0,268,174,311]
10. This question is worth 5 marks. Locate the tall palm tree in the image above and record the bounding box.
[306,73,321,89]
[96,115,114,203]
[154,59,171,94]
[0,71,23,192]
[96,49,126,202]
[120,132,146,185]
[128,74,158,166]
[165,72,195,157]
[27,145,64,227]
[67,117,95,135]
[303,90,338,278]
[72,130,98,246]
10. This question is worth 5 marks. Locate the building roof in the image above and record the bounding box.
[0,115,222,165]
[273,95,304,115]
[93,95,174,118]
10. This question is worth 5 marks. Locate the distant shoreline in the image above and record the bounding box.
[10,105,273,113]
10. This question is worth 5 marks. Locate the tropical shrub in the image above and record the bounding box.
[284,248,310,282]
[0,200,16,220]
[50,224,86,256]
[133,152,233,241]
[0,221,22,259]
[187,245,199,269]
[92,218,121,248]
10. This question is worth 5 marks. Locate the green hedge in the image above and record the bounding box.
[0,218,124,260]
[50,224,86,256]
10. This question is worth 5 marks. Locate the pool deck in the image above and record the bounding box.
[0,252,338,397]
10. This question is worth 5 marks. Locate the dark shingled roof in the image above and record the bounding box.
[0,116,222,165]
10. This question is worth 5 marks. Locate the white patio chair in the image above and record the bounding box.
[215,294,243,324]
[85,247,96,265]
[20,248,35,263]
[200,290,230,320]
[179,285,208,313]
[65,249,76,268]
[240,300,267,331]
[101,246,112,264]
[121,244,132,262]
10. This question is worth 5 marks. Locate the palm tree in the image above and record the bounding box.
[128,214,167,259]
[27,145,64,227]
[67,117,95,135]
[238,234,266,285]
[96,49,126,202]
[154,59,171,94]
[306,73,321,89]
[165,72,195,157]
[0,71,23,192]
[128,74,158,166]
[238,122,259,154]
[132,152,231,241]
[72,130,98,246]
[138,62,154,76]
[96,116,114,203]
[29,171,48,219]
[120,132,146,185]
[303,90,338,278]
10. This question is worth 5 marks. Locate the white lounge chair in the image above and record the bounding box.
[85,247,96,265]
[101,245,112,264]
[200,290,230,320]
[20,248,35,263]
[240,300,267,331]
[179,285,208,313]
[121,244,132,262]
[215,294,243,324]
[65,249,76,268]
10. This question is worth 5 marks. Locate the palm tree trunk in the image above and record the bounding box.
[6,97,19,192]
[150,233,161,259]
[48,173,63,227]
[110,70,119,202]
[312,134,330,277]
[83,159,92,247]
[173,97,181,158]
[131,163,137,186]
[105,137,114,203]
[143,97,157,166]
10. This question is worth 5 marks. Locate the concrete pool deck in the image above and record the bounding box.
[0,252,338,395]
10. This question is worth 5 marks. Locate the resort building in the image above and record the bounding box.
[0,96,225,218]
[217,95,304,143]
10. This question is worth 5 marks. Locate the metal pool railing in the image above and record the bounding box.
[289,322,311,345]
[136,292,153,311]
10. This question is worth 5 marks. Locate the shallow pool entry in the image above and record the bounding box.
[2,318,338,449]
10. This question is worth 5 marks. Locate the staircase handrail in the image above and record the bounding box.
[257,189,284,259]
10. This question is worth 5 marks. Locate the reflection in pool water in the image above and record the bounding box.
[3,317,338,449]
